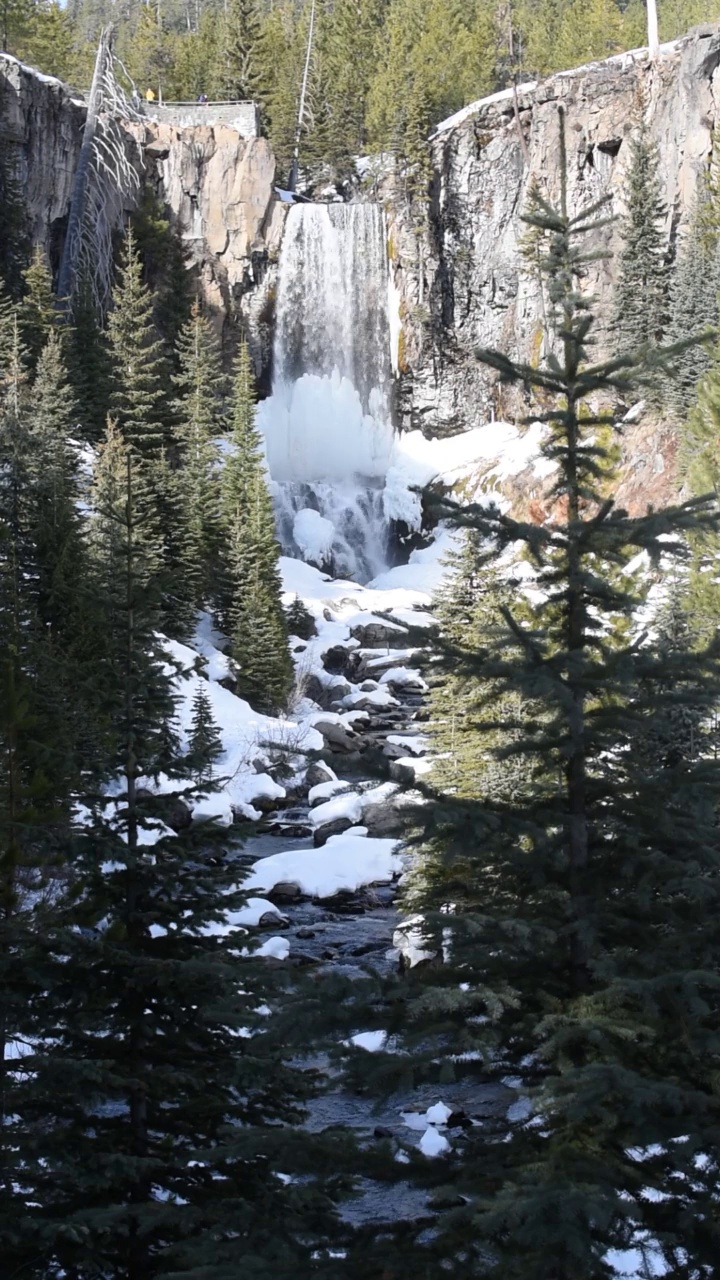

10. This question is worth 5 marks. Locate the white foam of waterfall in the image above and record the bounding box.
[259,202,395,582]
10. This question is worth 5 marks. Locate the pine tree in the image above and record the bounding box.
[666,174,720,420]
[107,226,167,458]
[187,681,223,782]
[218,0,264,101]
[220,339,292,713]
[6,428,344,1276]
[612,122,669,358]
[66,273,111,442]
[286,593,316,640]
[129,185,192,362]
[0,130,28,298]
[18,244,59,373]
[172,301,226,612]
[349,109,720,1276]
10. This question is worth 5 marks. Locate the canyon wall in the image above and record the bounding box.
[387,23,720,509]
[5,28,720,507]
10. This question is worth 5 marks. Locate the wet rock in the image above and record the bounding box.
[373,1126,394,1139]
[296,927,317,939]
[349,620,409,649]
[312,717,361,754]
[312,816,355,847]
[267,881,302,902]
[305,760,337,789]
[323,644,354,674]
[162,795,194,832]
[305,673,353,709]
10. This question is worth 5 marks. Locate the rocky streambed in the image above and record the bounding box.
[231,604,510,1210]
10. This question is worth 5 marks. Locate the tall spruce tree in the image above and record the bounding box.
[345,109,720,1277]
[172,301,226,612]
[0,131,28,298]
[107,226,167,458]
[612,122,669,358]
[187,680,224,782]
[220,339,292,713]
[66,273,112,442]
[9,426,344,1277]
[19,244,59,373]
[666,179,720,420]
[218,0,264,101]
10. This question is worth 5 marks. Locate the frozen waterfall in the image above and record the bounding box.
[258,202,396,582]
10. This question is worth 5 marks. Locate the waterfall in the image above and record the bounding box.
[258,203,396,582]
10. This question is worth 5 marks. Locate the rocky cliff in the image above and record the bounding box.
[4,30,720,508]
[387,23,720,511]
[0,53,285,378]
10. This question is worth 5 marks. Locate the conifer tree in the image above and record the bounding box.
[10,428,343,1277]
[666,175,720,419]
[107,226,167,458]
[220,339,292,712]
[173,301,226,611]
[187,681,223,782]
[218,0,264,101]
[129,186,192,361]
[612,122,669,357]
[66,274,111,443]
[19,244,59,372]
[286,593,316,640]
[352,110,720,1276]
[0,131,28,297]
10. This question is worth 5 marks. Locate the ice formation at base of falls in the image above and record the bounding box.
[261,201,397,583]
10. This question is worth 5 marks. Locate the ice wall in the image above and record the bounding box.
[258,202,396,580]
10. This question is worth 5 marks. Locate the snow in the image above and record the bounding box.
[293,508,336,564]
[244,832,402,899]
[342,688,399,710]
[251,935,290,961]
[393,916,436,968]
[308,778,348,806]
[379,666,428,691]
[385,608,438,630]
[309,791,364,828]
[425,1101,453,1126]
[349,1030,388,1052]
[419,1127,450,1157]
[233,898,288,927]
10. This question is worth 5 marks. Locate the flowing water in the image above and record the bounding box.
[258,202,396,581]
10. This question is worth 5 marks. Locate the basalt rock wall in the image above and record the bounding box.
[386,24,720,511]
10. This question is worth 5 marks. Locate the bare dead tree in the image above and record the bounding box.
[58,26,145,317]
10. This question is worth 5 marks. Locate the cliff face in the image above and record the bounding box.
[0,54,86,262]
[387,24,720,509]
[135,121,285,381]
[0,55,285,379]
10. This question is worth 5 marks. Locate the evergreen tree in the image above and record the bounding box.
[187,680,223,782]
[612,122,669,358]
[666,174,720,420]
[286,593,316,640]
[172,301,226,612]
[66,273,111,442]
[129,185,192,362]
[220,339,292,713]
[349,110,720,1277]
[11,428,343,1277]
[0,130,28,297]
[218,0,264,102]
[19,244,59,373]
[107,226,167,458]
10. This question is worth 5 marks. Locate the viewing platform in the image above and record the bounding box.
[143,100,260,136]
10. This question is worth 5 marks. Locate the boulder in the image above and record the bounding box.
[305,760,337,789]
[312,816,356,847]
